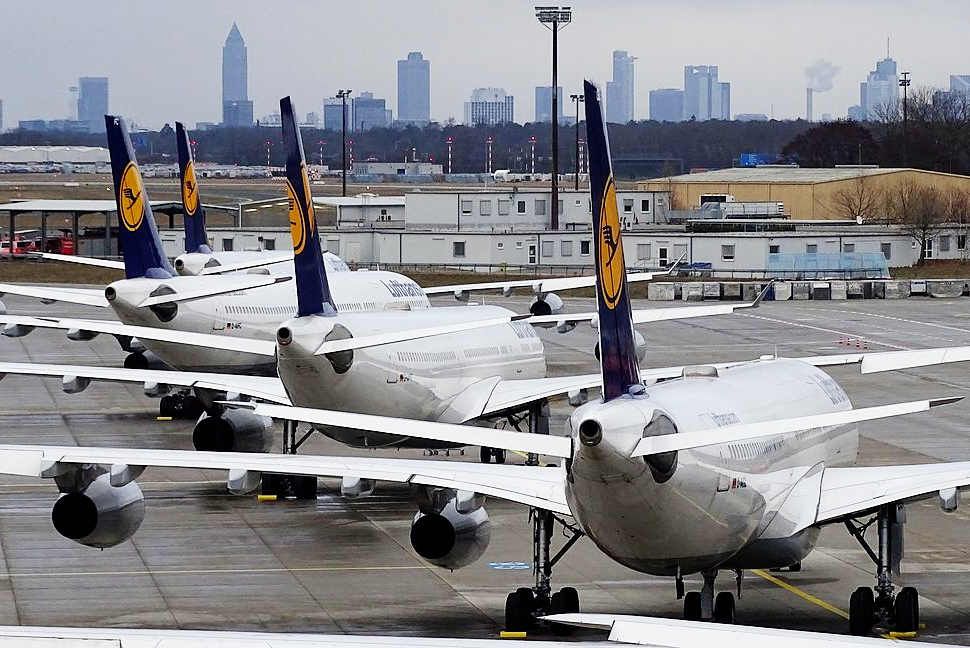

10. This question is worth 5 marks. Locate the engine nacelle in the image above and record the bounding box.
[192,408,274,452]
[123,350,168,370]
[594,330,647,363]
[529,292,564,317]
[51,472,145,548]
[410,489,490,570]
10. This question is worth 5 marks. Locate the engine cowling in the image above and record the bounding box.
[410,489,490,570]
[529,292,564,317]
[594,330,647,363]
[192,409,274,452]
[51,473,145,548]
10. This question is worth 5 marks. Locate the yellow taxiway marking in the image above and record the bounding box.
[0,565,428,579]
[500,631,528,638]
[752,569,849,620]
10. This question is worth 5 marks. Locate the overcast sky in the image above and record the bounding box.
[3,0,968,129]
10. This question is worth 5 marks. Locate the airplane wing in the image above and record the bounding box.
[32,252,126,270]
[0,362,291,404]
[136,275,292,307]
[0,314,277,355]
[237,402,572,458]
[0,283,109,307]
[198,253,295,275]
[0,445,570,514]
[630,397,960,457]
[422,254,687,299]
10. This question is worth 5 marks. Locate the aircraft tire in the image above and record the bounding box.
[479,447,492,463]
[683,591,702,621]
[894,587,919,633]
[504,590,534,632]
[713,591,736,624]
[849,587,874,636]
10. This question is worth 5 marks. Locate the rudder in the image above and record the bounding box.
[175,122,211,254]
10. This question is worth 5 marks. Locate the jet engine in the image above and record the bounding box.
[51,472,145,548]
[529,292,564,317]
[123,350,168,370]
[410,488,490,570]
[594,330,647,362]
[192,408,274,452]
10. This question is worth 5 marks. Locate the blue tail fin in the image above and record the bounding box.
[175,122,211,254]
[280,97,335,317]
[104,115,174,279]
[584,81,641,401]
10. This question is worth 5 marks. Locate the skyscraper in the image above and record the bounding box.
[605,50,636,123]
[850,57,899,121]
[352,92,390,131]
[222,22,253,127]
[683,66,730,121]
[463,88,514,125]
[76,77,108,133]
[397,52,430,125]
[648,89,683,122]
[534,86,564,123]
[323,97,352,132]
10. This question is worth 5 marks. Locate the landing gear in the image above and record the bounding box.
[260,420,318,500]
[713,592,736,624]
[503,509,584,633]
[479,447,506,464]
[844,503,919,636]
[681,569,737,623]
[158,390,205,419]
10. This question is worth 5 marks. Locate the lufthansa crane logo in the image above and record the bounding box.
[598,176,625,309]
[119,162,146,232]
[181,160,200,216]
[287,163,315,255]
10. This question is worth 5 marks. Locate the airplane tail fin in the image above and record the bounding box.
[175,122,211,254]
[104,115,174,279]
[280,97,336,316]
[584,80,641,401]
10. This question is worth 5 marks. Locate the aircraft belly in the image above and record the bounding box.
[139,339,276,375]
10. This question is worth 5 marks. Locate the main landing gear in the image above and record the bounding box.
[504,509,584,633]
[844,503,919,636]
[485,400,550,464]
[260,419,318,499]
[681,569,738,623]
[158,390,205,419]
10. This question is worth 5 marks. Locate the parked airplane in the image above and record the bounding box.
[1,87,970,640]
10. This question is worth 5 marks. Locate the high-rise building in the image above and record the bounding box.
[534,86,564,123]
[77,77,108,133]
[683,66,730,121]
[222,23,253,127]
[397,52,430,125]
[851,57,898,121]
[352,92,390,131]
[648,88,683,122]
[463,88,514,125]
[605,50,636,123]
[324,97,352,132]
[950,75,970,94]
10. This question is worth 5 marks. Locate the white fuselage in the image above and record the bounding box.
[106,270,431,374]
[276,307,546,448]
[174,251,347,277]
[565,358,857,576]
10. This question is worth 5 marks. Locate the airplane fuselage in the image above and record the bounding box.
[565,358,857,576]
[276,306,546,448]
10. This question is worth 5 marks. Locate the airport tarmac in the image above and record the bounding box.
[0,293,970,642]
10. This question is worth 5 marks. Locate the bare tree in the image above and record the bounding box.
[883,181,946,265]
[831,173,884,221]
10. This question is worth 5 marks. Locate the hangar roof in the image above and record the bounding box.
[653,167,958,184]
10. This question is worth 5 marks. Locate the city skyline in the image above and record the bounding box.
[2,1,969,129]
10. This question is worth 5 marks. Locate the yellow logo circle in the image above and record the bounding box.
[182,160,199,216]
[598,177,625,309]
[119,162,146,232]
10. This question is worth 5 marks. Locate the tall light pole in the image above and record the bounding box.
[318,140,325,167]
[899,71,911,166]
[485,136,493,174]
[446,136,454,174]
[569,93,584,190]
[529,136,536,174]
[336,89,352,196]
[265,139,272,167]
[536,5,572,230]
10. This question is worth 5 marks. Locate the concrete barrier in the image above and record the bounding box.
[928,280,964,298]
[682,283,704,302]
[722,283,742,300]
[742,283,763,301]
[811,282,831,300]
[830,281,848,300]
[702,282,721,299]
[846,281,868,298]
[909,279,927,295]
[883,281,911,299]
[647,282,676,301]
[772,281,792,301]
[792,282,811,300]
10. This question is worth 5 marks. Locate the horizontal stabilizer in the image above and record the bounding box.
[30,253,126,270]
[198,253,295,275]
[631,397,961,457]
[315,315,528,355]
[861,346,970,374]
[0,283,109,307]
[136,275,291,307]
[233,402,573,458]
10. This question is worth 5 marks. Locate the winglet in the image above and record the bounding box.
[280,97,336,317]
[751,280,775,308]
[930,396,963,407]
[584,80,641,402]
[104,115,174,279]
[175,122,211,254]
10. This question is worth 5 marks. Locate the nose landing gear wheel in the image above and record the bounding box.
[713,592,736,624]
[849,586,875,636]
